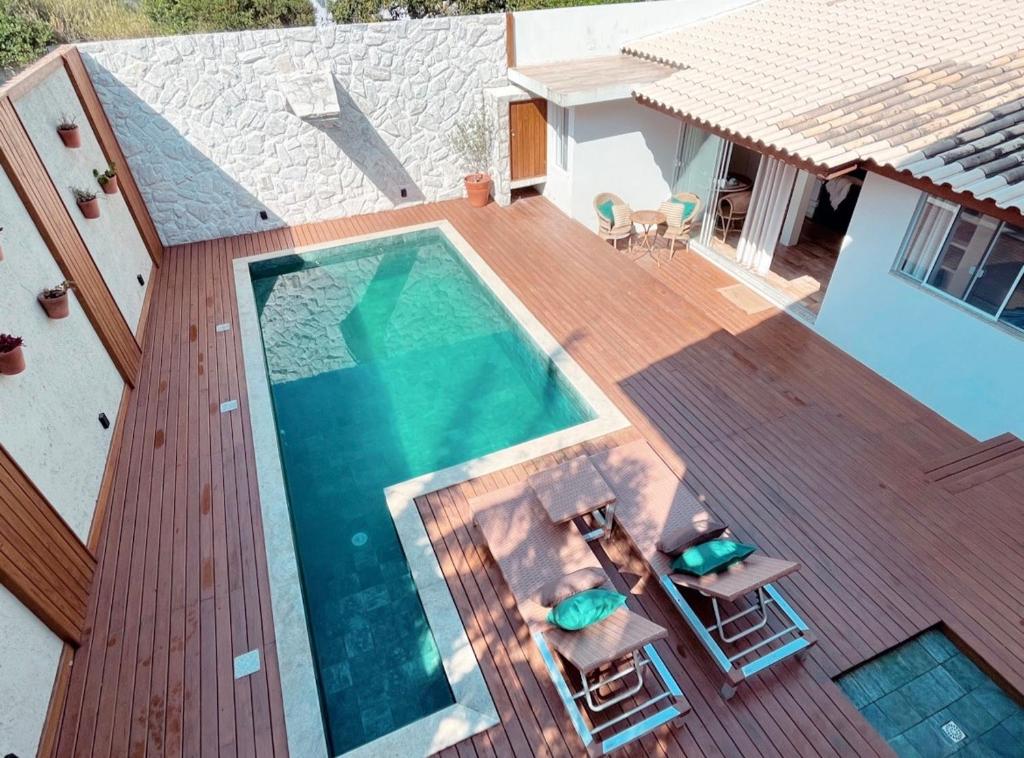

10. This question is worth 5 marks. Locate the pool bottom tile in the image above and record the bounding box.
[835,629,1024,758]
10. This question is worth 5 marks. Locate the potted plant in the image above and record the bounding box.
[57,115,81,148]
[0,226,4,261]
[94,162,118,194]
[450,111,494,208]
[72,186,100,219]
[0,334,25,375]
[39,280,73,319]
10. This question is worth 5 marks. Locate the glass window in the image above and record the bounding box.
[965,222,1024,315]
[898,197,956,280]
[896,195,1024,335]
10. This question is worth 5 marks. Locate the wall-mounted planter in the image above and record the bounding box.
[100,174,119,194]
[38,291,70,319]
[77,196,100,219]
[0,227,5,261]
[0,338,25,376]
[57,124,81,148]
[95,164,119,195]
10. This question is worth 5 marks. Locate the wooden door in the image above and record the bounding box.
[510,99,547,181]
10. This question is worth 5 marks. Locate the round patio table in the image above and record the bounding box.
[632,209,666,261]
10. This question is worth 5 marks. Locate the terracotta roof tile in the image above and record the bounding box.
[625,0,1024,213]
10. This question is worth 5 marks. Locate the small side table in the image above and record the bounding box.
[631,210,666,262]
[528,456,617,541]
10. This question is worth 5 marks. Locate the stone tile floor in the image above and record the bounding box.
[837,629,1024,757]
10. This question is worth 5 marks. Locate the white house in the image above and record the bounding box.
[507,0,1024,441]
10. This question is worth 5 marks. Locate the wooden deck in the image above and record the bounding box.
[55,194,1024,757]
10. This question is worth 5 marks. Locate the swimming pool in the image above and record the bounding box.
[239,224,626,755]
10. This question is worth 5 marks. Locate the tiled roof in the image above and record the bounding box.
[625,0,1024,213]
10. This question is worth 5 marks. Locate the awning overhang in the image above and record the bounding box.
[509,54,674,108]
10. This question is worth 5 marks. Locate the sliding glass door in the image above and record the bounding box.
[673,125,731,246]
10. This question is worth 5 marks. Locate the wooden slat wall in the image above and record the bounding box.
[0,446,95,644]
[0,97,142,385]
[62,46,163,265]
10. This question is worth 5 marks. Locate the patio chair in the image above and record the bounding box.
[593,192,633,252]
[660,192,703,260]
[715,190,752,243]
[471,481,689,755]
[590,440,816,699]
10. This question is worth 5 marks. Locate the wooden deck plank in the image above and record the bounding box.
[55,194,1024,758]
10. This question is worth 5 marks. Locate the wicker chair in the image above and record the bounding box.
[715,190,752,243]
[661,192,703,260]
[593,192,633,252]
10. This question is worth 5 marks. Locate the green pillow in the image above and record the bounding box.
[671,538,755,576]
[597,199,615,222]
[547,588,626,631]
[671,197,697,219]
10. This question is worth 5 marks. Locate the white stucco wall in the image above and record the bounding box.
[545,99,681,228]
[0,164,124,542]
[816,173,1024,440]
[81,18,508,246]
[512,0,754,65]
[0,584,63,758]
[11,67,152,333]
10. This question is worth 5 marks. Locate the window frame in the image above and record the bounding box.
[893,195,1024,335]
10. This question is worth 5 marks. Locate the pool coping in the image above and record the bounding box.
[233,220,631,758]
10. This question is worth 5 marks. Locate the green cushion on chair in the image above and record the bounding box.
[597,199,615,222]
[671,538,756,576]
[547,588,626,631]
[671,197,697,219]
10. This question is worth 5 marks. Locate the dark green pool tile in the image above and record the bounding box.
[1000,712,1024,742]
[957,723,1023,758]
[889,734,924,758]
[839,673,876,708]
[843,660,895,703]
[902,666,967,715]
[874,688,929,737]
[918,629,960,664]
[942,654,994,693]
[946,686,1014,737]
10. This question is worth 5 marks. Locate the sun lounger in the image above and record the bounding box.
[590,440,816,699]
[470,480,689,755]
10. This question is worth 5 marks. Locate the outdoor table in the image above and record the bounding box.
[528,456,617,541]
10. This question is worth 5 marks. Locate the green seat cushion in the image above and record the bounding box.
[547,588,626,631]
[671,198,697,218]
[671,538,756,576]
[597,199,615,222]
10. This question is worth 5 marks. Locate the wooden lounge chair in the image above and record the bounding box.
[661,192,702,260]
[590,440,816,699]
[471,481,689,755]
[593,192,633,252]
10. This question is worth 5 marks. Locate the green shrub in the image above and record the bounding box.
[143,0,314,34]
[0,1,52,69]
[25,0,158,41]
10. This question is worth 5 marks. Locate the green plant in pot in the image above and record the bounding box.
[0,334,25,375]
[94,162,119,194]
[57,114,80,148]
[72,186,100,219]
[450,111,494,208]
[39,280,73,319]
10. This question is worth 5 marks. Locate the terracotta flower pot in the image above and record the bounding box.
[78,197,100,219]
[0,345,25,375]
[101,175,119,194]
[465,174,492,208]
[58,125,81,148]
[39,291,70,319]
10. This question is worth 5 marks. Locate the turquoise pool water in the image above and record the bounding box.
[251,228,594,753]
[837,628,1023,757]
